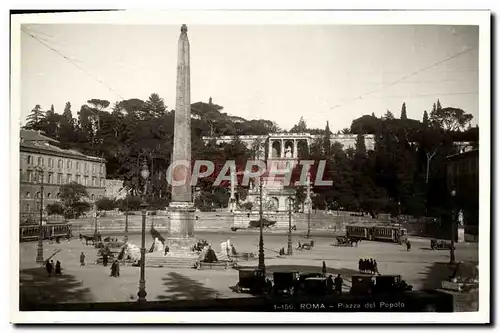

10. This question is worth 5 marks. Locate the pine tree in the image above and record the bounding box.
[323,121,331,156]
[432,103,436,113]
[371,112,376,118]
[436,99,442,111]
[63,102,73,121]
[144,93,167,118]
[400,102,407,120]
[24,104,45,129]
[46,104,55,117]
[384,109,395,120]
[422,110,429,127]
[355,133,366,155]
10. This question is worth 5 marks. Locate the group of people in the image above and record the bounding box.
[325,274,344,294]
[45,259,62,276]
[359,258,379,275]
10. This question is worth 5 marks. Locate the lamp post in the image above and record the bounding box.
[398,200,402,245]
[94,205,99,236]
[137,158,149,303]
[450,189,456,265]
[305,172,312,238]
[34,166,44,265]
[125,193,129,234]
[287,196,293,255]
[258,176,265,272]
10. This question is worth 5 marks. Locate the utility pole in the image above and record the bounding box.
[258,176,265,272]
[287,197,293,255]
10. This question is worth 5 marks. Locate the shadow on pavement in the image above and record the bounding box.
[19,267,94,309]
[156,272,220,301]
[419,262,454,290]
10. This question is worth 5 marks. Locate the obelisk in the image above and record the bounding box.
[168,24,196,249]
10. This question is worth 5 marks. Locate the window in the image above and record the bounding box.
[67,160,72,169]
[57,173,63,184]
[47,193,51,199]
[91,194,95,200]
[84,176,89,186]
[48,172,53,184]
[25,192,30,198]
[66,174,72,183]
[35,191,40,198]
[84,162,88,171]
[25,204,31,212]
[26,170,33,182]
[27,155,33,165]
[100,165,104,173]
[48,158,54,168]
[76,175,81,184]
[76,162,80,171]
[58,159,63,168]
[100,178,104,187]
[92,177,96,186]
[92,164,96,172]
[56,193,60,199]
[37,157,44,166]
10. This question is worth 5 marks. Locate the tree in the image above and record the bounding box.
[87,99,110,111]
[46,104,55,117]
[422,110,429,128]
[383,110,395,120]
[59,182,90,218]
[96,197,117,211]
[46,203,64,216]
[63,102,73,121]
[24,105,45,129]
[144,93,167,118]
[290,117,308,133]
[323,121,331,156]
[430,107,473,132]
[355,133,366,155]
[400,102,407,120]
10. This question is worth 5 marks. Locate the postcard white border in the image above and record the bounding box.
[9,9,491,324]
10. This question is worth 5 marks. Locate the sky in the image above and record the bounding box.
[19,24,479,132]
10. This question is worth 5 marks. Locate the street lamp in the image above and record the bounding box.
[137,158,149,303]
[258,176,265,273]
[287,196,293,255]
[34,166,44,265]
[125,192,129,234]
[398,200,402,245]
[450,189,457,265]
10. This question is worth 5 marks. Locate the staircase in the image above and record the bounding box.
[145,251,200,269]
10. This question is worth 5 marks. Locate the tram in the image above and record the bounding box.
[346,224,407,243]
[19,223,72,242]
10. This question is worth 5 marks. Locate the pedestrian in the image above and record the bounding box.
[103,252,108,267]
[369,259,375,274]
[322,261,327,275]
[373,259,379,275]
[358,259,363,273]
[80,252,86,266]
[50,260,55,276]
[326,275,334,293]
[164,245,170,256]
[115,260,120,277]
[110,260,116,277]
[45,260,53,277]
[55,260,62,276]
[334,274,343,294]
[406,240,412,252]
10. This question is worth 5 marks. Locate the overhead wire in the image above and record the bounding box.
[21,28,125,100]
[328,47,477,111]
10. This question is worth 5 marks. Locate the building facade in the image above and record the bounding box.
[202,132,375,160]
[19,130,107,220]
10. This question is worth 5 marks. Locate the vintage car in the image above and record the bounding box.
[350,275,375,295]
[233,268,268,294]
[272,271,300,296]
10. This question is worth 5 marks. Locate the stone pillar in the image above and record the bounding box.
[293,139,298,159]
[167,24,196,249]
[280,139,285,158]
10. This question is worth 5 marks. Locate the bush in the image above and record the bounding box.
[96,197,117,211]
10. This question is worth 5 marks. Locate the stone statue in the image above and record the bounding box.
[285,146,292,158]
[153,237,164,253]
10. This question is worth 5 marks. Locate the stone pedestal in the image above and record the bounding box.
[167,201,196,250]
[457,227,465,243]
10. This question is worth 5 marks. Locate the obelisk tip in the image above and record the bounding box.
[181,24,188,33]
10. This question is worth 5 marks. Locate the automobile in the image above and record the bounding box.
[272,271,300,296]
[233,268,268,294]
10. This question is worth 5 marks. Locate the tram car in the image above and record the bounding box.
[19,223,72,242]
[345,224,407,244]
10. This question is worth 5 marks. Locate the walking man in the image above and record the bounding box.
[80,252,86,266]
[55,260,62,276]
[334,274,343,295]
